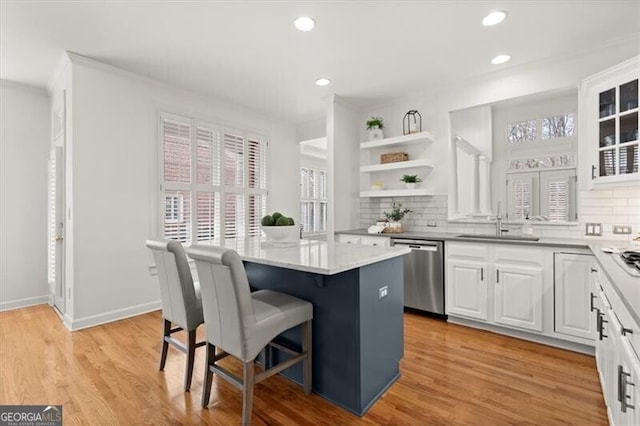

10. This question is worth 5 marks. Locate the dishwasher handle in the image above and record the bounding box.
[392,240,440,252]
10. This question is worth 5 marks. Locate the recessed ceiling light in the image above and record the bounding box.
[482,10,507,26]
[491,54,511,65]
[294,16,315,32]
[315,77,331,86]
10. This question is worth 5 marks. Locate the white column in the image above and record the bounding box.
[479,156,491,215]
[470,154,480,214]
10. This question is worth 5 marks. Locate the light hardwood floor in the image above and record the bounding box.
[0,305,607,425]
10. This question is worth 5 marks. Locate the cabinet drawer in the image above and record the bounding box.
[360,236,390,247]
[337,234,361,245]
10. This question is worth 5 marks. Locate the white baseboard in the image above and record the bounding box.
[448,316,595,355]
[0,295,49,312]
[67,300,161,331]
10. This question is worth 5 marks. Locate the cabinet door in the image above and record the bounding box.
[446,259,488,321]
[554,253,596,340]
[617,337,639,426]
[582,57,639,187]
[506,172,539,220]
[494,263,543,332]
[540,170,577,222]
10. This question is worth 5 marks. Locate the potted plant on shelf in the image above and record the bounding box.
[261,212,298,243]
[366,116,384,141]
[400,174,422,189]
[383,203,413,233]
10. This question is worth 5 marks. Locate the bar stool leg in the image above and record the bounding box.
[201,343,215,407]
[242,360,255,425]
[184,329,196,391]
[159,319,171,371]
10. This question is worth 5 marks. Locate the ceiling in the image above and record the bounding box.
[1,1,639,123]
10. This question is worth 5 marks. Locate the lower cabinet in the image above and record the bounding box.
[336,234,390,247]
[594,267,639,425]
[554,253,597,340]
[447,258,488,321]
[493,261,543,332]
[446,242,547,334]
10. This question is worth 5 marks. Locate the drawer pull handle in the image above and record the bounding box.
[480,267,484,282]
[622,327,633,336]
[590,292,597,312]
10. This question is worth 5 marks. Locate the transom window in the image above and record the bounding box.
[160,112,267,244]
[507,113,575,144]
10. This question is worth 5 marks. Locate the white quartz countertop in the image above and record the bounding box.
[589,243,640,325]
[220,238,410,275]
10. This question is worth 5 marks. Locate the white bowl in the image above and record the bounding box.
[261,225,299,242]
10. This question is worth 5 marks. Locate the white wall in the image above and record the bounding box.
[64,54,298,327]
[356,40,637,239]
[0,81,51,310]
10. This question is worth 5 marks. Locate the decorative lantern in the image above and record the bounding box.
[403,110,422,135]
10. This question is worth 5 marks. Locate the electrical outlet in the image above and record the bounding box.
[585,223,602,236]
[378,285,388,300]
[427,221,437,227]
[613,225,632,234]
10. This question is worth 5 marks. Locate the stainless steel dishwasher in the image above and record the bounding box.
[391,238,445,316]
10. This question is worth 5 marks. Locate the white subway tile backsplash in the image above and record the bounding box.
[581,190,613,198]
[612,188,640,199]
[358,187,637,241]
[582,198,628,207]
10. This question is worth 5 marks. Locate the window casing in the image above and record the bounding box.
[300,167,327,234]
[160,112,267,244]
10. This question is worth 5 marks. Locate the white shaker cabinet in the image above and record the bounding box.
[493,261,543,332]
[593,265,640,425]
[554,253,597,340]
[446,258,488,321]
[446,242,546,333]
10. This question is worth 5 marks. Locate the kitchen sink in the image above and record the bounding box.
[456,234,540,242]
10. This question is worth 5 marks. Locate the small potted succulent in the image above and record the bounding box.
[383,203,413,233]
[400,174,422,189]
[366,116,384,141]
[261,212,298,243]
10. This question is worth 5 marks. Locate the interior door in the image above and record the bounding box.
[49,93,66,314]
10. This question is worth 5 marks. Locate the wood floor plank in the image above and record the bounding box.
[0,305,606,425]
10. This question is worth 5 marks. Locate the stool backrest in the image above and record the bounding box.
[187,245,255,360]
[146,238,201,330]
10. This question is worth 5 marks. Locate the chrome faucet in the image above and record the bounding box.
[495,201,508,237]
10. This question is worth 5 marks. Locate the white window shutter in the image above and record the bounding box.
[224,193,245,240]
[160,113,267,244]
[506,172,539,220]
[540,170,576,222]
[162,117,192,184]
[224,131,244,187]
[196,126,221,186]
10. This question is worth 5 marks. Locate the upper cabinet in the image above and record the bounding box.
[359,131,435,197]
[581,56,639,187]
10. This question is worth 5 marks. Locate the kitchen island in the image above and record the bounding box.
[220,239,410,416]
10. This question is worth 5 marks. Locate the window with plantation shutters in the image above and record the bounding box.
[300,167,327,234]
[160,112,267,244]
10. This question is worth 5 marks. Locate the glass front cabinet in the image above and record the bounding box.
[581,56,639,187]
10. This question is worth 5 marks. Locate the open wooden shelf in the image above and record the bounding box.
[359,131,435,150]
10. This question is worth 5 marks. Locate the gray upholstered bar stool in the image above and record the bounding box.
[186,245,313,426]
[146,238,205,391]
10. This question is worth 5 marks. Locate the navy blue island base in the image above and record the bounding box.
[244,255,404,416]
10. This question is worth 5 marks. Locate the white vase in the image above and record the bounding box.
[368,128,384,141]
[405,182,416,190]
